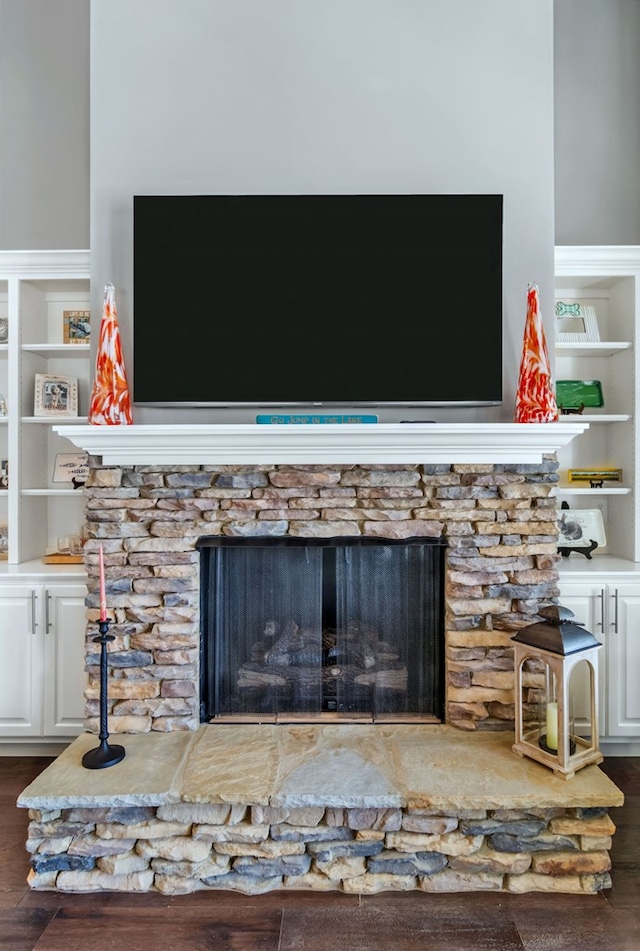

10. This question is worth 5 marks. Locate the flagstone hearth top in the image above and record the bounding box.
[18,725,624,813]
[53,422,589,466]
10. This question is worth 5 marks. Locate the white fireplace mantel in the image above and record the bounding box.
[53,422,589,466]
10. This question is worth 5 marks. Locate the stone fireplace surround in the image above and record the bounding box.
[19,422,624,895]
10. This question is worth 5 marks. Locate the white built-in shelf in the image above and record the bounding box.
[53,422,590,467]
[558,486,632,496]
[22,417,89,425]
[555,342,631,358]
[559,414,631,424]
[21,488,84,497]
[21,344,90,357]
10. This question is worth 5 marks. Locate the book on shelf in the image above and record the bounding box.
[256,414,379,425]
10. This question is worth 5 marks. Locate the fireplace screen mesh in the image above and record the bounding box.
[198,536,444,722]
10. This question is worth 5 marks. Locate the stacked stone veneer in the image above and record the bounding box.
[82,458,561,734]
[26,801,614,895]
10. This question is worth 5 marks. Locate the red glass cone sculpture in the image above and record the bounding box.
[88,283,133,425]
[515,282,559,423]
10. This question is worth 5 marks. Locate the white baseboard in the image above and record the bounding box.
[0,740,71,757]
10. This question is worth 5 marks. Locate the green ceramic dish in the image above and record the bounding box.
[556,380,604,409]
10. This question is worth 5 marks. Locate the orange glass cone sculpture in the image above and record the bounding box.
[515,282,559,423]
[88,283,133,425]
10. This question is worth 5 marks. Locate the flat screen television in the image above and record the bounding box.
[133,193,503,407]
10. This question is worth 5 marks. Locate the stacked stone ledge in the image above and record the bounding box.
[25,802,614,895]
[82,458,561,734]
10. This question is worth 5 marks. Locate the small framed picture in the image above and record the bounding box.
[0,317,7,344]
[0,459,7,489]
[34,373,78,418]
[52,452,89,487]
[63,309,91,344]
[559,508,607,550]
[555,301,600,343]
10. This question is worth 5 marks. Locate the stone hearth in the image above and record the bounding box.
[18,725,623,895]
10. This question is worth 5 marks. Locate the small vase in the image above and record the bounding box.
[88,283,133,425]
[515,282,558,423]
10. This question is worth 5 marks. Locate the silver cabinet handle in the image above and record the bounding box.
[612,589,619,634]
[31,590,38,634]
[597,589,605,631]
[45,591,52,634]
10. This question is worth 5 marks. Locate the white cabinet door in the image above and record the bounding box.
[42,583,86,735]
[560,577,640,740]
[0,585,43,735]
[557,582,606,738]
[606,583,640,736]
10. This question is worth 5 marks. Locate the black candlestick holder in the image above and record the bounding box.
[82,618,126,770]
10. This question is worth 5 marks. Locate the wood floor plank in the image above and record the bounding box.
[0,907,57,951]
[29,905,282,951]
[279,904,527,950]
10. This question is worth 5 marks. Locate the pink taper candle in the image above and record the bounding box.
[98,544,107,621]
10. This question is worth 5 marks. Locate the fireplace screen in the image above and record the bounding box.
[197,536,445,723]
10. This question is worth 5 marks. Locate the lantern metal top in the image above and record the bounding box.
[511,604,602,655]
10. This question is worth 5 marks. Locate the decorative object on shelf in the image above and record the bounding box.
[63,309,91,344]
[0,393,7,417]
[88,283,133,426]
[0,459,7,488]
[0,317,7,343]
[558,502,606,558]
[515,282,559,423]
[0,523,7,560]
[568,468,622,488]
[555,301,600,343]
[511,604,603,779]
[556,380,604,414]
[82,545,126,769]
[33,373,78,418]
[42,552,84,565]
[52,452,89,488]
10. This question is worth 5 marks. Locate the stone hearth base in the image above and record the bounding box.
[18,726,624,895]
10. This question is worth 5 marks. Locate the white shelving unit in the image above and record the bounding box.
[0,250,91,566]
[555,247,640,754]
[0,252,90,747]
[555,246,640,563]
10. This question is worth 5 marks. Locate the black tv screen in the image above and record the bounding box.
[133,194,503,407]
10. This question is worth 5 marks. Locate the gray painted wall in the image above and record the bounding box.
[89,0,554,424]
[554,0,640,245]
[0,0,89,249]
[2,1,640,421]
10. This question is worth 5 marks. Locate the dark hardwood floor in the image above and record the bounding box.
[1,755,638,951]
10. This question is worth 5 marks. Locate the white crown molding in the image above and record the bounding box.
[0,250,90,278]
[555,245,640,274]
[52,422,590,467]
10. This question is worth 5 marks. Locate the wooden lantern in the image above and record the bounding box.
[512,606,603,779]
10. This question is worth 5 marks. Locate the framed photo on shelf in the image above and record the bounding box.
[34,373,78,418]
[0,459,7,489]
[558,508,607,551]
[63,309,90,344]
[555,301,600,343]
[52,452,89,487]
